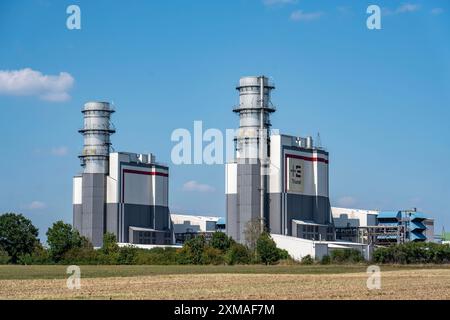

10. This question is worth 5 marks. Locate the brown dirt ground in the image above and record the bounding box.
[1,269,449,300]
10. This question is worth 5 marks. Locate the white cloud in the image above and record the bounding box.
[383,3,420,16]
[51,146,69,157]
[263,0,297,6]
[431,8,444,15]
[337,196,357,208]
[290,10,323,22]
[25,201,47,210]
[182,180,215,193]
[397,3,420,13]
[0,68,74,102]
[337,6,351,15]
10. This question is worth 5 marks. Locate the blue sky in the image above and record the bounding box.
[0,0,449,240]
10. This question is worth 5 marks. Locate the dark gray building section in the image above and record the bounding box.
[226,193,238,241]
[73,204,82,232]
[285,194,333,239]
[268,193,282,234]
[233,161,268,242]
[106,203,119,236]
[286,194,332,231]
[129,227,172,245]
[80,173,106,247]
[267,193,333,238]
[120,204,170,243]
[154,206,170,230]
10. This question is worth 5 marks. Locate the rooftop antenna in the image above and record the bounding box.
[316,132,322,149]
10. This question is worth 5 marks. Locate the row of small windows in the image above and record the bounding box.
[300,225,335,241]
[136,231,171,245]
[302,225,319,233]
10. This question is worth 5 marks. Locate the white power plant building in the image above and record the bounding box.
[226,76,335,243]
[73,102,171,247]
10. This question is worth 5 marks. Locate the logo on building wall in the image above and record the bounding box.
[287,157,304,193]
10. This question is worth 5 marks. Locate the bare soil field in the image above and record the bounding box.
[1,268,449,300]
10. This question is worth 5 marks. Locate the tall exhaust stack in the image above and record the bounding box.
[79,102,115,173]
[232,76,275,239]
[74,101,115,246]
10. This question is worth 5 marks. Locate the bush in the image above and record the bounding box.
[210,232,233,252]
[96,232,120,264]
[373,242,450,264]
[278,249,290,260]
[134,247,180,265]
[320,255,331,265]
[225,243,251,265]
[256,232,281,265]
[301,254,314,265]
[101,233,120,255]
[330,249,364,264]
[0,246,11,264]
[17,243,52,265]
[62,247,99,265]
[277,258,299,265]
[202,247,225,265]
[118,246,138,265]
[178,236,207,264]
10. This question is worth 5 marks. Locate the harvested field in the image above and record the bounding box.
[0,267,449,300]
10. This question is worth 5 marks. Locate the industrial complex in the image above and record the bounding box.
[226,76,334,243]
[73,102,171,247]
[72,76,436,259]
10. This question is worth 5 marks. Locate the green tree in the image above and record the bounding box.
[60,236,97,265]
[243,218,264,258]
[17,242,51,265]
[98,232,120,264]
[301,254,314,265]
[118,246,138,265]
[46,221,83,262]
[0,246,11,264]
[256,232,280,265]
[210,232,232,252]
[101,232,120,255]
[0,213,39,263]
[179,235,206,264]
[225,243,251,265]
[201,246,225,265]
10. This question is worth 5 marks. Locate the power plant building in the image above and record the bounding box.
[226,76,334,243]
[73,102,171,247]
[332,207,434,244]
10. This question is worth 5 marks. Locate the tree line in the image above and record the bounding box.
[0,213,288,265]
[1,212,449,265]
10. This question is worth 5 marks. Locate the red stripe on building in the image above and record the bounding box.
[285,154,329,164]
[123,169,169,177]
[284,153,328,193]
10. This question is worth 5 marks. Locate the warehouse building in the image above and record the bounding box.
[171,214,224,244]
[73,102,172,247]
